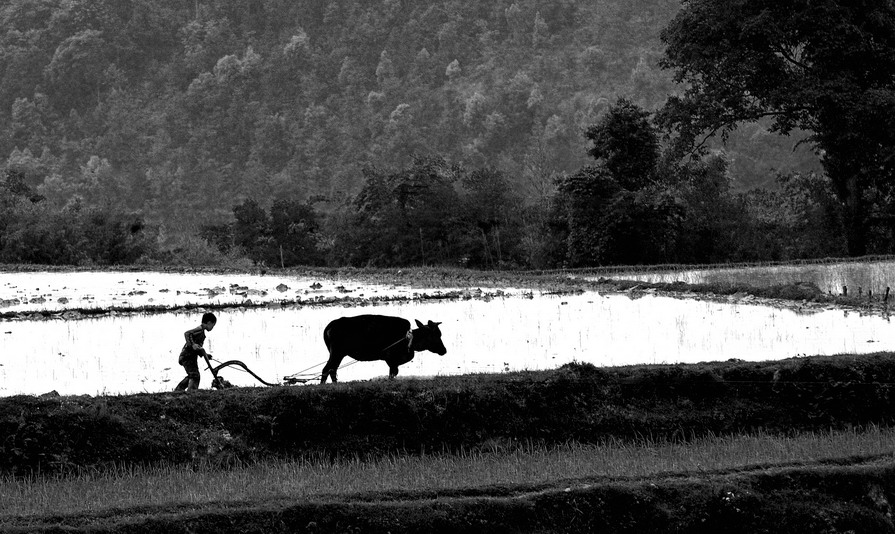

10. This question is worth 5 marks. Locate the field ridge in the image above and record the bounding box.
[5,354,895,476]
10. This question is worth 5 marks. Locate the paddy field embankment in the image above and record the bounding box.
[3,353,895,532]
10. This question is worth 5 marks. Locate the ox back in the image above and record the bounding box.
[324,314,411,362]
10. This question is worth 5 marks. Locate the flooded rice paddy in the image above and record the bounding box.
[0,270,425,313]
[1,270,894,397]
[601,259,895,296]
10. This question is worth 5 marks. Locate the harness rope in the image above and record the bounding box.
[282,330,414,383]
[204,335,407,389]
[381,330,414,352]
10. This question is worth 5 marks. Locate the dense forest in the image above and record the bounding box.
[0,0,879,268]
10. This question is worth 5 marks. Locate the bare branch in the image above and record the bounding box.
[774,43,812,71]
[683,109,812,160]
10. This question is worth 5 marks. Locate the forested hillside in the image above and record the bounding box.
[0,0,818,231]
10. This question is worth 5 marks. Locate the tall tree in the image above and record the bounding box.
[269,199,323,267]
[334,156,463,266]
[658,0,895,256]
[584,97,659,191]
[43,29,110,111]
[232,198,271,263]
[459,167,523,268]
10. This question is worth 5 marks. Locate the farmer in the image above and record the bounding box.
[174,312,217,391]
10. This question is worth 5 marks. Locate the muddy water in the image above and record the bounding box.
[2,290,893,397]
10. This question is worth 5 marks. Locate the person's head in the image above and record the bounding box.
[201,312,217,331]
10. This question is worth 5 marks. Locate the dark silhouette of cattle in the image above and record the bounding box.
[321,314,447,383]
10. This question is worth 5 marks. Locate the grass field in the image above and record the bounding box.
[3,426,894,519]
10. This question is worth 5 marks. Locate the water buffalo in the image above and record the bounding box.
[321,314,447,383]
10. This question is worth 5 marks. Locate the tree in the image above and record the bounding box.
[551,164,685,267]
[669,155,751,263]
[459,167,524,268]
[333,156,463,266]
[269,199,323,266]
[584,97,659,191]
[741,172,846,260]
[43,29,110,111]
[2,167,44,203]
[0,167,155,265]
[546,97,684,267]
[658,0,895,256]
[552,164,622,266]
[76,207,153,265]
[232,198,271,263]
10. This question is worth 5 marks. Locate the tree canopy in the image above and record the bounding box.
[584,97,659,191]
[658,0,895,256]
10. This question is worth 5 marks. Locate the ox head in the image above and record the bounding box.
[413,319,447,355]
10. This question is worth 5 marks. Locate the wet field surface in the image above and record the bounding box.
[2,270,893,396]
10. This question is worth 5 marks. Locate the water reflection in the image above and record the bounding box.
[2,292,892,397]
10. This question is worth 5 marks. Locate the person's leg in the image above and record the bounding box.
[174,376,190,391]
[187,373,200,390]
[184,357,200,391]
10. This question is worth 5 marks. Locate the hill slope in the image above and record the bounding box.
[0,0,819,228]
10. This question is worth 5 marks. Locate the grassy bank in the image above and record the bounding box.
[4,354,895,532]
[4,353,895,477]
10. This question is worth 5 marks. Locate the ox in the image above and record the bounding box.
[321,314,447,383]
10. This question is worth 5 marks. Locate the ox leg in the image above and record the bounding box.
[388,365,399,379]
[321,354,344,384]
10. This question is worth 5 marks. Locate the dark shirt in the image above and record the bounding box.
[181,325,207,357]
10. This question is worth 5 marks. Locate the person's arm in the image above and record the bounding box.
[184,326,204,349]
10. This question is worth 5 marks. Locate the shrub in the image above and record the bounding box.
[0,180,159,265]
